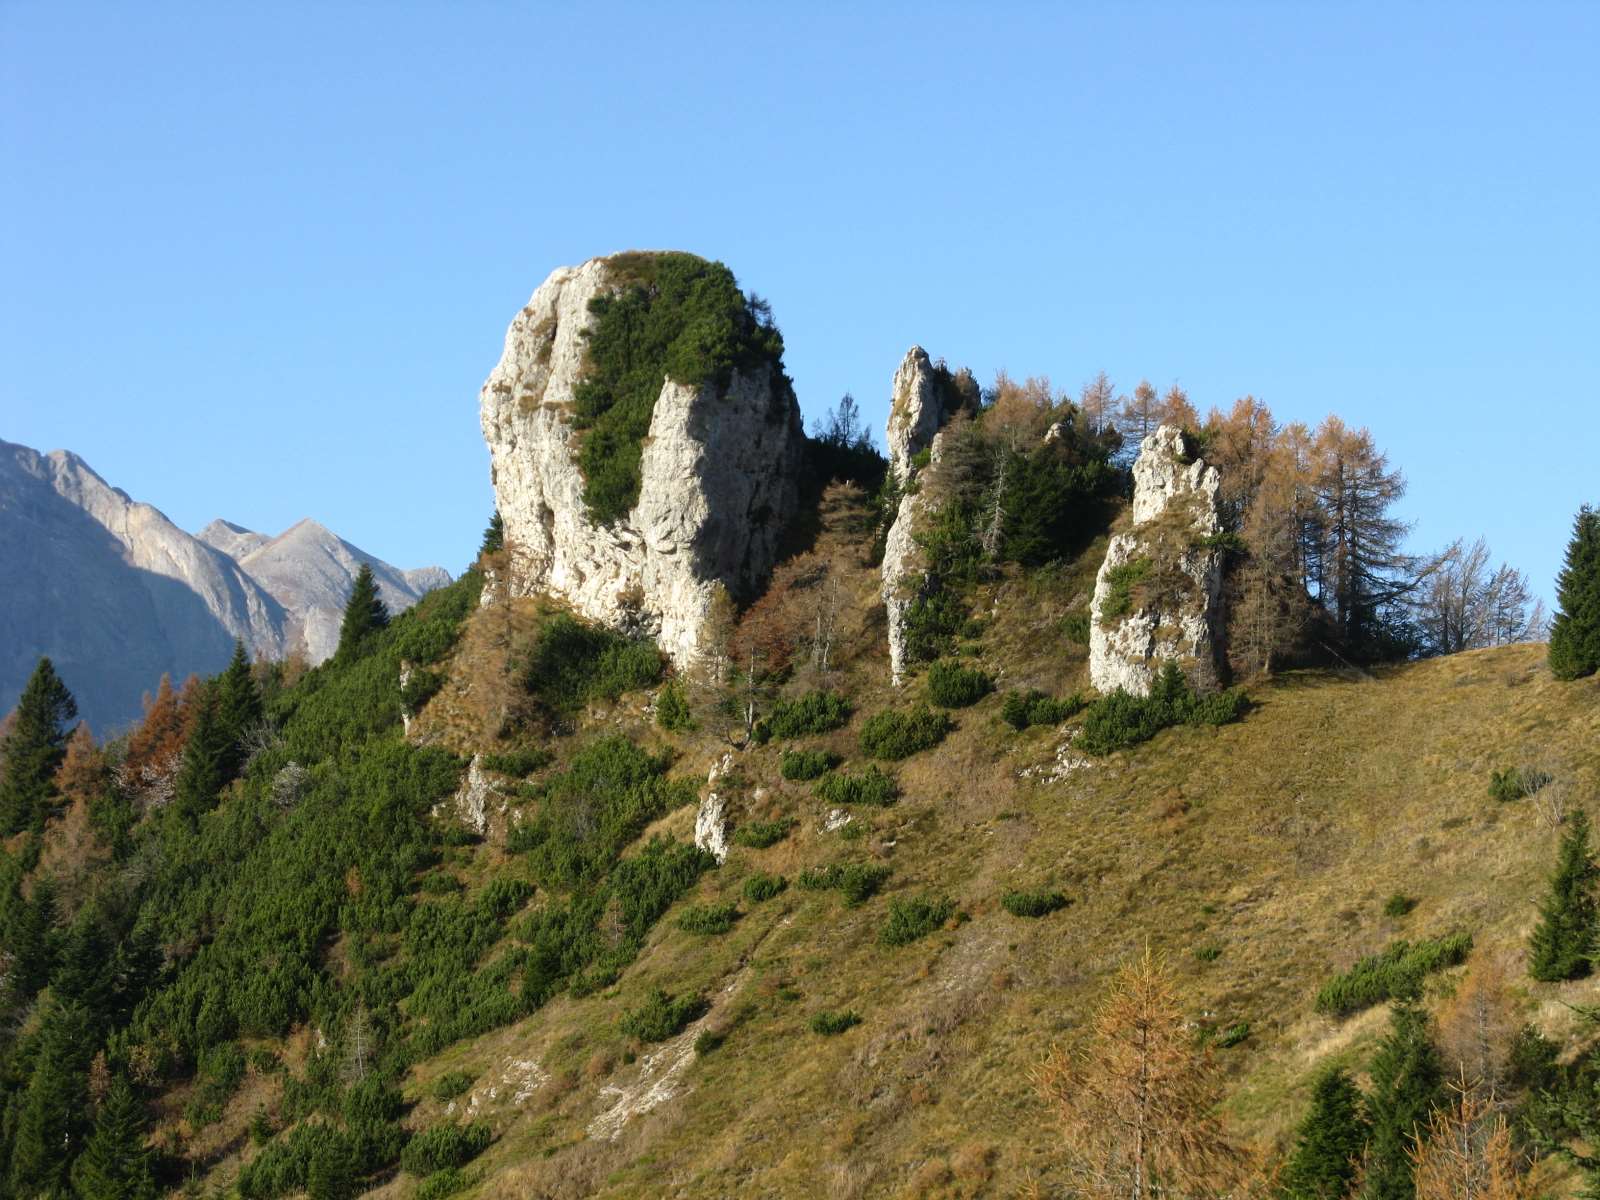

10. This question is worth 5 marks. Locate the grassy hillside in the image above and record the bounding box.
[4,482,1596,1200]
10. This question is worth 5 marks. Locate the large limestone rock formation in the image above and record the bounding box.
[1088,425,1225,695]
[479,254,805,663]
[879,347,976,685]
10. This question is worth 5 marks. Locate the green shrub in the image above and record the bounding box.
[694,1030,725,1055]
[858,705,951,760]
[429,1071,475,1102]
[479,748,553,777]
[815,765,898,807]
[417,1169,471,1200]
[879,894,957,946]
[1001,889,1069,918]
[400,667,446,715]
[732,818,795,849]
[401,1123,491,1176]
[619,988,708,1042]
[676,901,739,935]
[926,659,992,708]
[754,691,852,743]
[1099,557,1152,620]
[1194,943,1222,963]
[798,862,891,906]
[655,679,695,733]
[520,613,662,714]
[1000,689,1085,730]
[902,585,969,665]
[1488,765,1552,802]
[810,1010,862,1036]
[1314,933,1474,1017]
[780,749,836,781]
[1078,663,1247,755]
[572,252,791,523]
[742,872,787,904]
[1061,610,1091,644]
[1214,1021,1250,1048]
[1382,893,1417,919]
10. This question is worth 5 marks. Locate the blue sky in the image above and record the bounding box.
[4,3,1596,598]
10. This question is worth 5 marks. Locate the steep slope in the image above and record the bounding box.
[0,439,286,729]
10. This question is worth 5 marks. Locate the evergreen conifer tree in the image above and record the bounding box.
[1528,809,1598,982]
[215,638,263,778]
[172,682,229,821]
[480,510,504,556]
[0,656,78,833]
[1548,504,1600,680]
[1363,1003,1444,1200]
[70,1077,157,1200]
[8,1001,93,1196]
[1281,1066,1370,1199]
[335,564,389,662]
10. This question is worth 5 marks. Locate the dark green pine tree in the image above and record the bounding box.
[0,656,78,834]
[8,1001,93,1197]
[215,638,263,779]
[1362,1003,1444,1200]
[1281,1066,1370,1199]
[70,1076,158,1200]
[172,682,229,822]
[1528,808,1598,982]
[335,563,390,662]
[480,510,505,556]
[5,873,59,998]
[1549,504,1600,680]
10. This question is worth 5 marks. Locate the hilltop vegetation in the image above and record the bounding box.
[2,373,1598,1199]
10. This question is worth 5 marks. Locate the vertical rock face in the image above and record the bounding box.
[693,752,735,865]
[879,347,976,685]
[1088,425,1225,696]
[479,255,805,664]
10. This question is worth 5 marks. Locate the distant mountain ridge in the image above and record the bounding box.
[0,438,449,731]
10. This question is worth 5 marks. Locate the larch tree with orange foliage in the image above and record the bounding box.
[1033,946,1258,1198]
[1409,1072,1536,1200]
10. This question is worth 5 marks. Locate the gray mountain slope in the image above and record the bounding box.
[1,439,450,730]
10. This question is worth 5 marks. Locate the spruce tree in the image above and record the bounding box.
[1363,1003,1444,1200]
[215,638,263,779]
[1528,808,1598,982]
[70,1077,157,1200]
[480,510,504,556]
[0,656,78,833]
[1549,504,1600,680]
[8,1001,93,1196]
[172,682,229,821]
[1281,1066,1370,1199]
[335,564,389,662]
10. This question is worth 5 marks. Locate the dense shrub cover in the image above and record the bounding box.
[814,765,897,807]
[619,989,708,1042]
[754,690,852,743]
[926,659,992,708]
[572,252,792,523]
[1077,663,1247,755]
[797,862,891,906]
[1000,689,1085,730]
[401,1123,492,1176]
[1314,933,1473,1016]
[779,749,836,781]
[677,901,739,935]
[879,895,956,946]
[858,706,952,760]
[742,872,787,903]
[520,614,662,715]
[1001,889,1069,918]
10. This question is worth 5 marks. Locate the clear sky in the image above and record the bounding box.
[4,3,1596,597]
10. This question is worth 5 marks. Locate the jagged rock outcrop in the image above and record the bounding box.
[479,254,805,664]
[693,752,735,864]
[1088,425,1225,695]
[879,347,977,685]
